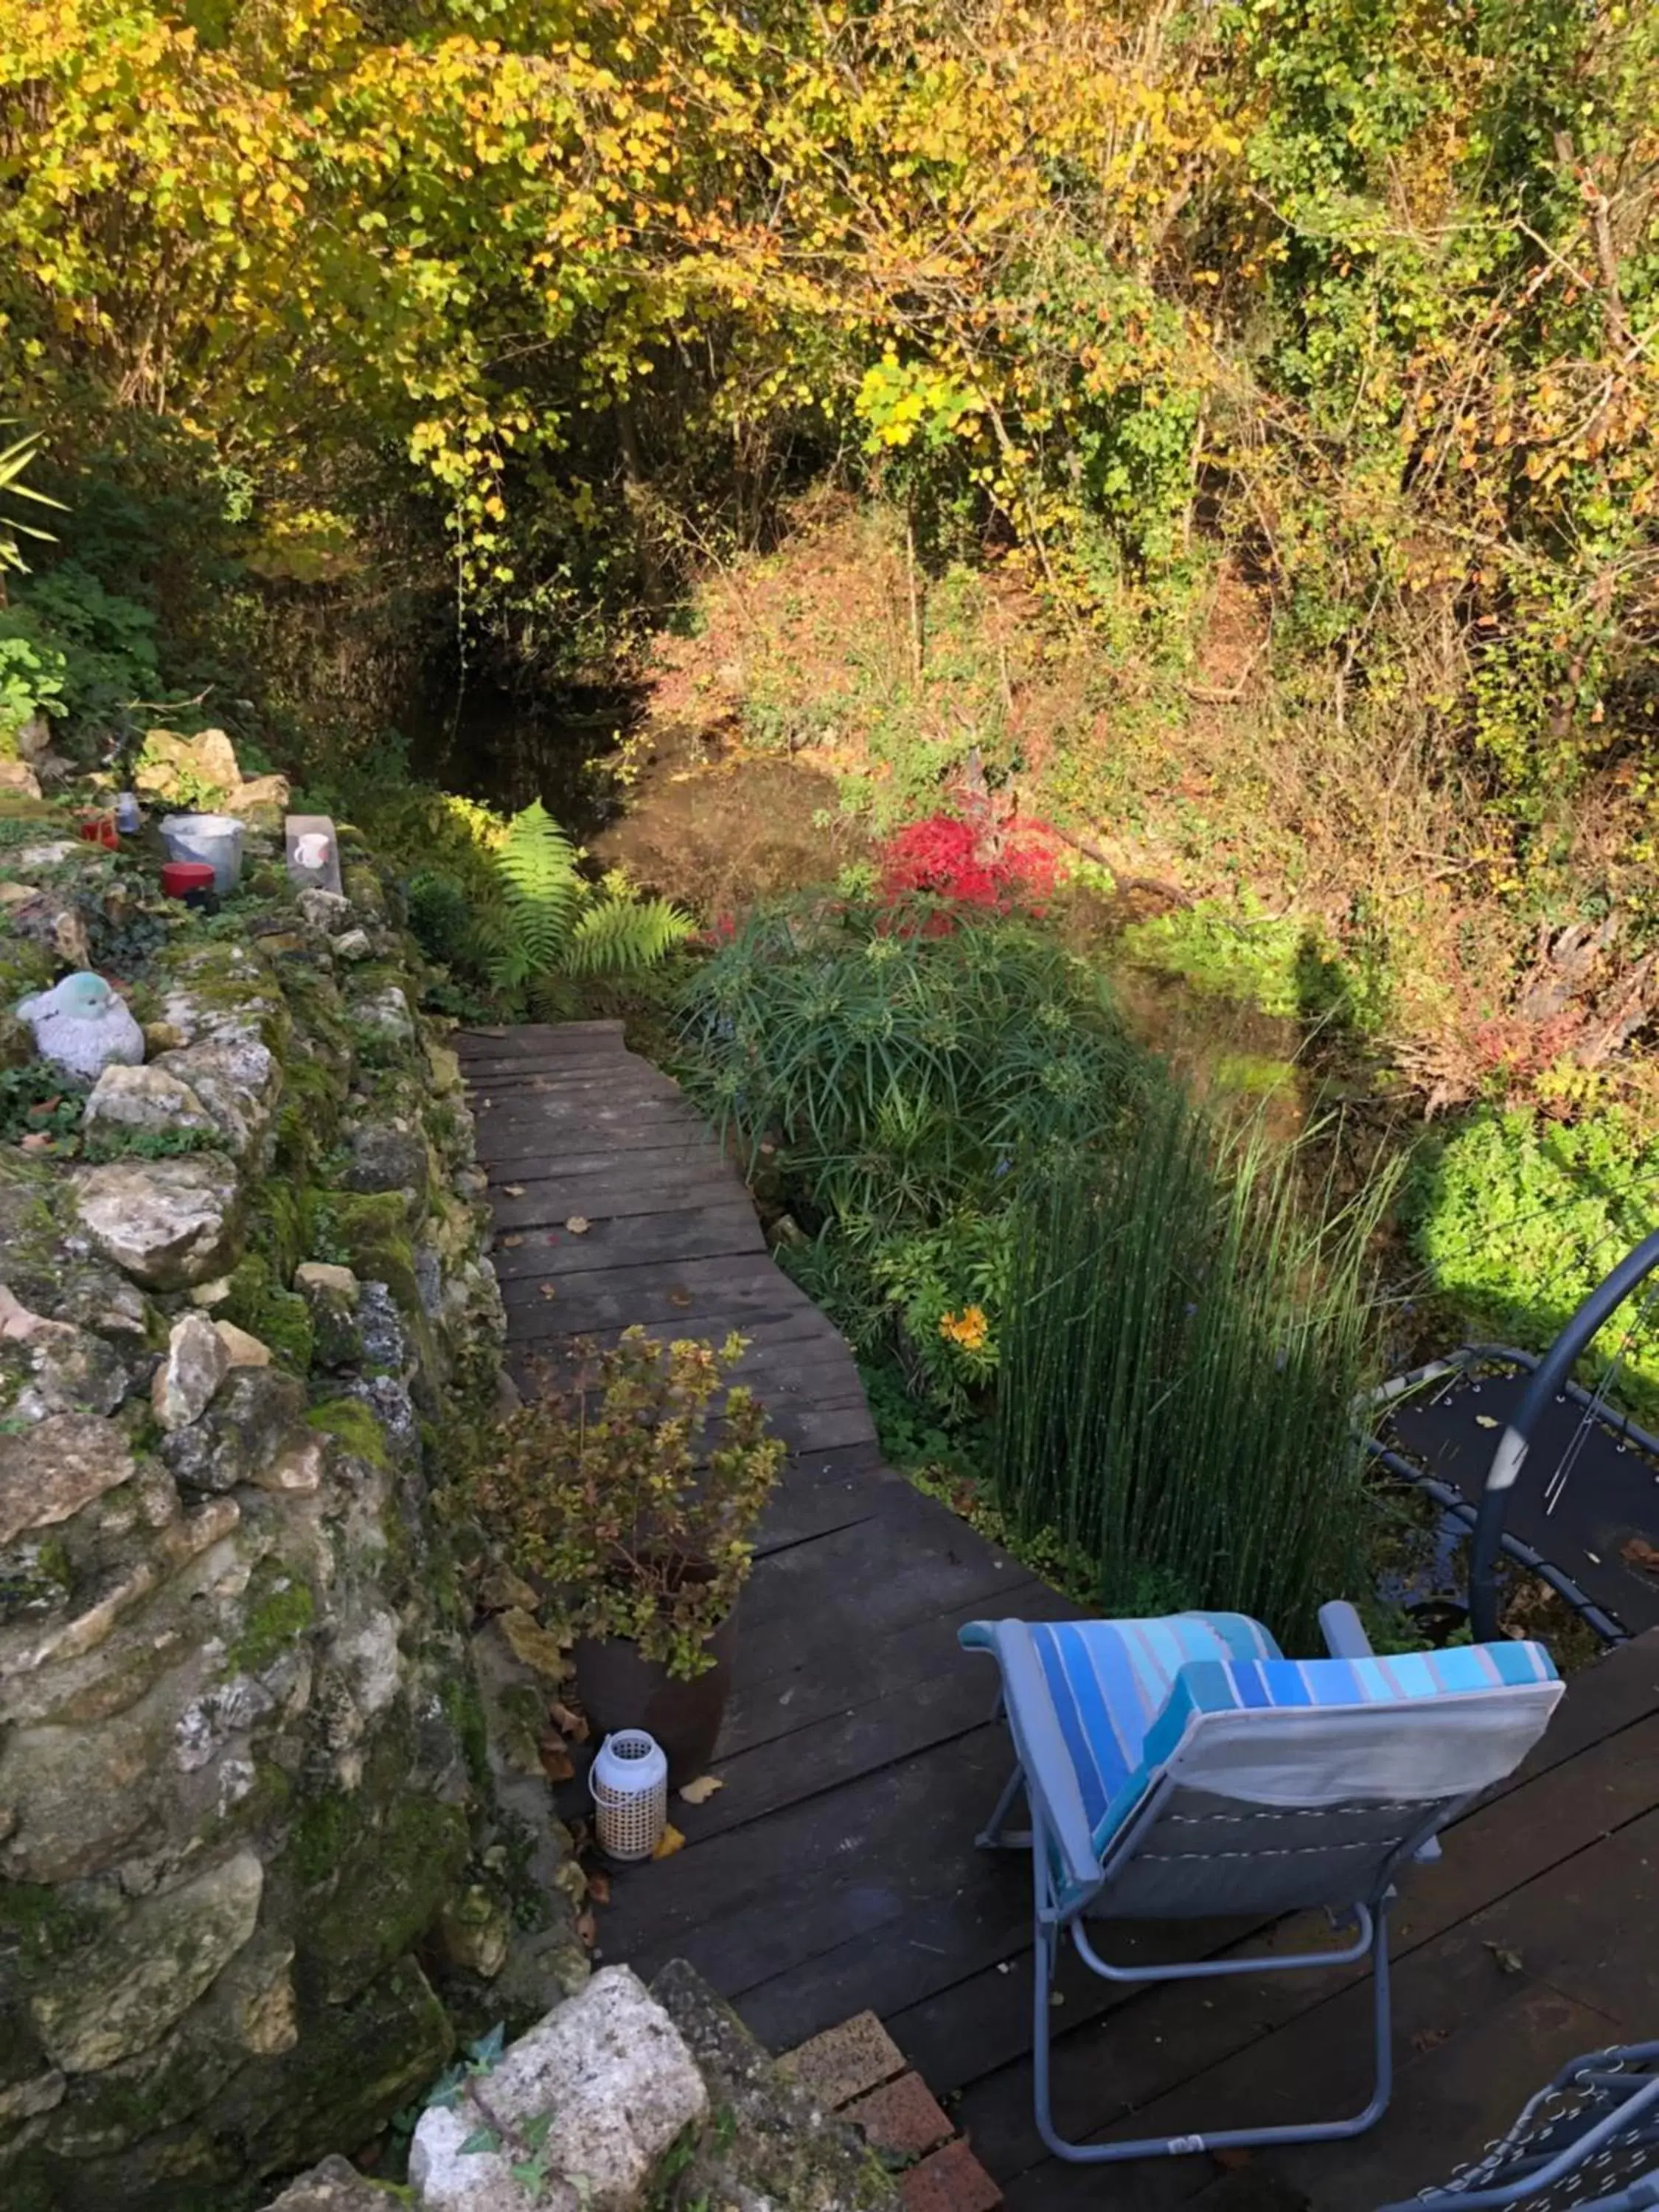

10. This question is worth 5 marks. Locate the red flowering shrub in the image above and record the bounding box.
[877,811,1060,912]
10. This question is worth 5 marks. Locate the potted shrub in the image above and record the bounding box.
[472,1326,785,1782]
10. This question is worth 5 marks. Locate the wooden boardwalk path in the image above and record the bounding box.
[459,1018,1659,2211]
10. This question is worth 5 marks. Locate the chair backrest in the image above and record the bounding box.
[1096,1646,1562,1919]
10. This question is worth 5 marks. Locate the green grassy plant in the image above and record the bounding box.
[992,1089,1396,1649]
[675,897,1150,1240]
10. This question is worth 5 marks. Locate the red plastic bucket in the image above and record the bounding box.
[161,860,216,902]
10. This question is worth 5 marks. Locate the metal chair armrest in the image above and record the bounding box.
[961,1621,1101,1904]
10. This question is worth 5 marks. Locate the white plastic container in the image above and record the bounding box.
[160,812,244,894]
[590,1729,669,1863]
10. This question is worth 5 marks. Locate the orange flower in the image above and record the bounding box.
[939,1304,990,1352]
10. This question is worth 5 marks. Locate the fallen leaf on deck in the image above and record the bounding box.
[501,1233,524,1248]
[549,1698,590,1743]
[1623,1536,1659,1576]
[586,1871,611,1907]
[1474,1413,1500,1429]
[575,1907,597,1949]
[668,1288,693,1309]
[678,1774,723,1806]
[652,1823,686,1861]
[538,1733,574,1783]
[504,1183,526,1197]
[1484,1942,1525,1975]
[1411,2026,1450,2053]
[566,1216,590,1234]
[539,1283,557,1301]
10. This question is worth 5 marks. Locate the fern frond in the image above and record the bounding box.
[561,895,694,978]
[491,801,583,982]
[467,902,534,995]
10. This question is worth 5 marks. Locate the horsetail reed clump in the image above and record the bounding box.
[993,1088,1396,1650]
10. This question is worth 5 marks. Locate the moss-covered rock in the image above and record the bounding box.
[0,808,535,2212]
[223,1253,316,1376]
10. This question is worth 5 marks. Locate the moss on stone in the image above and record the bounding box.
[327,1192,421,1318]
[305,1396,390,1470]
[231,1564,316,1674]
[0,1882,113,1976]
[223,1254,316,1376]
[304,1791,470,2007]
[286,1788,366,1893]
[438,1669,490,1794]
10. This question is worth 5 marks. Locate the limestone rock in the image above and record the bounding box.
[9,888,91,969]
[0,2067,66,2124]
[215,1318,273,1366]
[154,1037,280,1161]
[161,1366,308,1493]
[153,1313,232,1431]
[0,1413,135,1547]
[22,1322,130,1419]
[135,726,242,806]
[83,1062,217,1142]
[0,757,42,798]
[651,1961,900,2211]
[31,1850,263,2073]
[349,984,415,1048]
[330,928,373,962]
[48,1263,155,1346]
[296,1261,363,1368]
[435,1885,512,1981]
[226,771,291,817]
[408,1966,709,2212]
[297,886,352,934]
[251,1436,327,1494]
[75,1155,242,1290]
[259,2154,405,2210]
[346,1121,429,1203]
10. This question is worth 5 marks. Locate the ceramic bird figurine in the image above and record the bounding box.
[16,972,145,1083]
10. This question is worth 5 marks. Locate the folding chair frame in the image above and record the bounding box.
[970,1603,1478,2166]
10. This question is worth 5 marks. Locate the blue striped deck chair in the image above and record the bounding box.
[960,1601,1563,2166]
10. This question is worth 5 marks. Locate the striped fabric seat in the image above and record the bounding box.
[1020,1614,1283,1846]
[1012,1617,1559,1860]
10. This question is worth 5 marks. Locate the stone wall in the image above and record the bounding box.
[0,814,580,2209]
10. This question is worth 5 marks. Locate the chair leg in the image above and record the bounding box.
[1032,1899,1395,2164]
[975,1763,1031,1850]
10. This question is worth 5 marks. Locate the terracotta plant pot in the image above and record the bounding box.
[574,1607,738,1787]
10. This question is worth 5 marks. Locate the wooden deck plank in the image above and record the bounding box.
[490,1164,751,1225]
[501,1257,818,1335]
[456,1018,625,1059]
[490,1203,765,1280]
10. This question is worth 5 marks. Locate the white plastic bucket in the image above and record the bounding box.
[160,813,244,894]
[590,1729,669,1863]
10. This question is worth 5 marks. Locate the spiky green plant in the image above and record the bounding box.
[0,427,65,582]
[992,1087,1397,1648]
[470,800,692,1014]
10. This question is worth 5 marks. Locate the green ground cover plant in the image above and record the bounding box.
[1406,1106,1659,1415]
